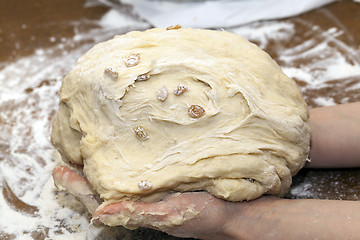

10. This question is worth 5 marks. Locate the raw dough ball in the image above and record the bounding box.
[51,28,311,207]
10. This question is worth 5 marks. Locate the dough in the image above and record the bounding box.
[51,28,311,208]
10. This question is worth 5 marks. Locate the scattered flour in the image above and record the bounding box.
[1,1,359,239]
[0,4,148,239]
[232,19,360,107]
[289,183,314,198]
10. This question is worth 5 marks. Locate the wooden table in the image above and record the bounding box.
[0,0,359,239]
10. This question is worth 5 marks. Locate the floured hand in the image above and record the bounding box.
[52,166,101,214]
[92,192,233,239]
[52,166,235,239]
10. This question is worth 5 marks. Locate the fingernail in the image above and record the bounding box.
[91,216,102,225]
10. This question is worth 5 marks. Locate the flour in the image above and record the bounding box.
[0,1,359,238]
[312,97,337,106]
[0,4,148,239]
[231,21,296,49]
[232,19,360,107]
[289,182,314,198]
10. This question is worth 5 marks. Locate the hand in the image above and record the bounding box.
[52,166,100,214]
[52,166,237,239]
[53,165,360,240]
[93,192,235,239]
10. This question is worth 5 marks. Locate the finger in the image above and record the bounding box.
[92,192,209,230]
[92,201,169,229]
[52,166,91,195]
[52,166,100,214]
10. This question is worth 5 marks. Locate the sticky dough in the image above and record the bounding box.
[51,28,311,207]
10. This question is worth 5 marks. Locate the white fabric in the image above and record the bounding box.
[121,0,337,28]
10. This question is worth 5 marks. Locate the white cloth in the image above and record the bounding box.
[121,0,337,28]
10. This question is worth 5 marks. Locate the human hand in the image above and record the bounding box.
[93,192,235,239]
[52,166,100,214]
[52,166,237,239]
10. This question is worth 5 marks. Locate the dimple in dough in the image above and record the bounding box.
[51,27,311,218]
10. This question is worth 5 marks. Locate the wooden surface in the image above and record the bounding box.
[0,0,359,239]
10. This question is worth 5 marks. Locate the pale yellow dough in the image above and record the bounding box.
[52,28,311,211]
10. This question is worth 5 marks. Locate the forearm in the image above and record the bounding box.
[307,102,360,168]
[223,196,360,240]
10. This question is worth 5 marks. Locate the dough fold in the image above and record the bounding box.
[51,28,311,208]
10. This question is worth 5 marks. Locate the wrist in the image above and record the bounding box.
[219,199,254,240]
[222,196,282,240]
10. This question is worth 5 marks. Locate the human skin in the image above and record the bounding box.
[306,101,360,168]
[52,102,360,240]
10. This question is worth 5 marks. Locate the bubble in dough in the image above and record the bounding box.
[51,28,311,208]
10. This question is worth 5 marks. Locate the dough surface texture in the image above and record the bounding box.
[51,28,311,206]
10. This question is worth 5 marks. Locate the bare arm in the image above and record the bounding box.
[54,167,360,240]
[52,102,360,240]
[307,102,360,168]
[90,191,360,240]
[223,196,360,240]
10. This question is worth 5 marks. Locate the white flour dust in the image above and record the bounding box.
[232,20,360,107]
[1,2,360,239]
[0,6,148,239]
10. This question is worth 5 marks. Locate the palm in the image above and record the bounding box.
[53,166,230,239]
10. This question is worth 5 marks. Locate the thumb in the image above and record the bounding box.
[92,193,202,230]
[52,166,100,214]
